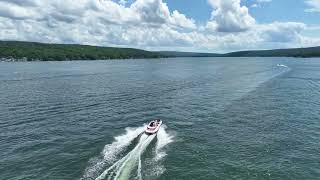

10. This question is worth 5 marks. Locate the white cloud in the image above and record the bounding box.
[201,21,311,52]
[257,22,306,43]
[0,0,39,6]
[251,0,272,8]
[118,0,127,6]
[0,1,39,20]
[170,10,196,30]
[131,0,170,24]
[256,0,272,3]
[305,0,320,12]
[0,0,318,52]
[207,0,255,32]
[251,4,259,8]
[0,0,196,47]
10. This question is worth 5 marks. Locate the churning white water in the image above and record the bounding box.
[82,124,173,180]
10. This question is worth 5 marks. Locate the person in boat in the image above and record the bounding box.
[149,119,160,128]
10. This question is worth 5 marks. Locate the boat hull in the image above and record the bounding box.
[145,120,162,135]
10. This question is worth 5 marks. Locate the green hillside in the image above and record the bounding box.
[0,41,164,61]
[161,47,320,58]
[224,46,320,58]
[158,51,221,57]
[1,41,320,61]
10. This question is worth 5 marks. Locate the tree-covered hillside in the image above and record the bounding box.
[157,51,221,57]
[224,46,320,58]
[0,41,164,61]
[159,47,320,58]
[1,41,320,61]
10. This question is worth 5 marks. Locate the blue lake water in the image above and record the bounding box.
[0,57,319,179]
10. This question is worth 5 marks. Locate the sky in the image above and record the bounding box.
[0,0,320,52]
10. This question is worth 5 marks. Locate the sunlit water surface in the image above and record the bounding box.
[1,57,319,179]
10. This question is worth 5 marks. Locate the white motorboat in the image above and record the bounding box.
[145,119,162,135]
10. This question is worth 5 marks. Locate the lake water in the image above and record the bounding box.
[1,57,319,179]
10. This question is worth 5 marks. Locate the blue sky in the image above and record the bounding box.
[165,0,319,25]
[0,0,320,52]
[163,0,212,24]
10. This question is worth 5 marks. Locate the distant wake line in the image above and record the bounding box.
[277,64,288,68]
[82,125,173,180]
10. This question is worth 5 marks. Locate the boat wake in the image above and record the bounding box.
[277,64,288,68]
[82,124,173,180]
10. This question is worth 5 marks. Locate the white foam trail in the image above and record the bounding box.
[82,125,145,179]
[87,124,174,180]
[95,133,155,180]
[95,151,132,180]
[103,126,146,162]
[114,134,155,180]
[137,155,142,180]
[277,64,288,68]
[154,125,174,161]
[140,125,174,179]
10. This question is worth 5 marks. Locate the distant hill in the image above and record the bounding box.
[0,40,320,61]
[161,47,320,58]
[224,46,320,58]
[0,41,164,61]
[158,51,221,57]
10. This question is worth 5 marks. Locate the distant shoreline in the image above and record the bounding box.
[1,41,319,61]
